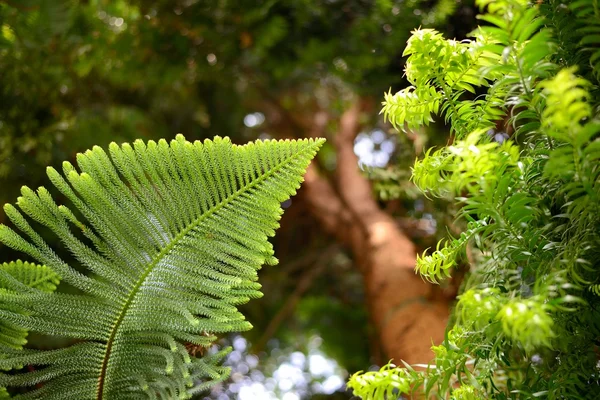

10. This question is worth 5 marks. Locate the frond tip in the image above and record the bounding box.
[0,135,324,399]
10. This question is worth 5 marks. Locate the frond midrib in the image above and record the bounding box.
[96,143,312,399]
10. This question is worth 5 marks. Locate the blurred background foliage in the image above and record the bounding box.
[0,0,476,398]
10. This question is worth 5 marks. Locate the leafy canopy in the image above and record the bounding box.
[350,0,600,398]
[0,135,323,399]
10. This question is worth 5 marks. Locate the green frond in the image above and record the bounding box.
[410,147,453,197]
[541,67,593,141]
[403,27,498,91]
[390,27,503,137]
[381,86,442,130]
[0,261,60,351]
[0,261,60,396]
[403,28,448,85]
[415,241,457,284]
[497,297,555,351]
[450,385,480,400]
[347,362,415,400]
[412,130,520,200]
[0,135,323,399]
[416,220,486,283]
[456,288,504,331]
[0,261,59,294]
[540,69,600,227]
[570,0,600,82]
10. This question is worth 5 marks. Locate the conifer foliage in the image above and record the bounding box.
[0,135,323,399]
[349,0,600,398]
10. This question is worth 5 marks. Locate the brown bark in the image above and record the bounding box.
[302,99,450,366]
[259,90,451,366]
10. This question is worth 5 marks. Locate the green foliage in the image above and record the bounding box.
[350,0,600,398]
[0,261,60,351]
[347,362,414,399]
[381,27,503,135]
[0,2,469,397]
[0,135,323,399]
[416,219,486,283]
[450,385,480,400]
[456,288,504,331]
[569,0,600,82]
[0,0,463,213]
[0,261,59,296]
[497,297,555,350]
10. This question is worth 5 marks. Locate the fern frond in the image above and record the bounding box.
[0,135,323,399]
[347,362,415,400]
[0,261,60,351]
[0,261,59,295]
[410,147,453,197]
[381,86,442,130]
[416,220,486,283]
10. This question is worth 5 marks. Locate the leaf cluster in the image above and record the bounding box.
[350,0,600,398]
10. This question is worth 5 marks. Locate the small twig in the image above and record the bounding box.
[279,245,332,275]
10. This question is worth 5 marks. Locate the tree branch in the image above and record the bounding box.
[252,245,339,353]
[258,90,449,365]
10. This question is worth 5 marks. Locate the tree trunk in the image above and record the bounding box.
[301,100,450,365]
[260,91,451,366]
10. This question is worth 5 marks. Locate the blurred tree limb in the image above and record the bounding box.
[253,244,340,354]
